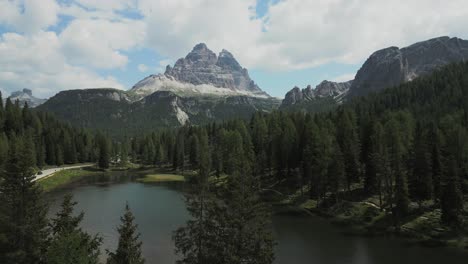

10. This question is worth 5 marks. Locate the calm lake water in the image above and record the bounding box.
[47,174,468,264]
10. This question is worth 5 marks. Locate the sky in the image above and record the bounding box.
[1,0,468,98]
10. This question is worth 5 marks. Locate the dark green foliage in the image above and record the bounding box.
[0,98,107,169]
[107,204,145,264]
[175,129,275,264]
[98,134,110,169]
[337,109,361,190]
[0,136,49,264]
[441,159,464,227]
[46,195,102,264]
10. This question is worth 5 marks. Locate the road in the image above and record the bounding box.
[34,164,94,181]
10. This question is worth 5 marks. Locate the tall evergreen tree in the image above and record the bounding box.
[98,135,110,169]
[46,195,102,264]
[385,119,409,224]
[107,204,145,264]
[174,129,219,264]
[0,136,49,264]
[440,159,464,227]
[410,123,433,205]
[218,132,275,264]
[336,109,361,190]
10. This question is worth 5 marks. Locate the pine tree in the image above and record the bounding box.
[98,135,110,169]
[188,135,200,169]
[219,133,275,264]
[174,129,218,264]
[120,138,129,167]
[368,122,386,207]
[0,136,49,264]
[251,113,268,178]
[107,204,145,264]
[328,139,345,202]
[337,109,361,190]
[410,123,433,205]
[385,118,409,224]
[46,195,102,264]
[173,132,185,171]
[440,159,464,227]
[431,132,443,202]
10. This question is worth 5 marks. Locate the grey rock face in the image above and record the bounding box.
[6,88,46,107]
[348,36,468,97]
[282,81,352,106]
[52,88,130,103]
[132,43,269,97]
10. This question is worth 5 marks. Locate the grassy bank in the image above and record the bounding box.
[137,173,185,183]
[38,168,102,192]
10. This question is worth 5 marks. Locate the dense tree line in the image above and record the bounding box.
[129,62,468,229]
[0,94,111,170]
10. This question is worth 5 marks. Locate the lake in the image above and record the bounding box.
[47,174,468,264]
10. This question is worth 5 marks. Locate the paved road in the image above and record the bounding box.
[34,164,93,181]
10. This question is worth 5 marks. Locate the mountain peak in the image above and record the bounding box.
[184,43,217,64]
[6,88,46,107]
[131,43,269,98]
[192,43,209,51]
[219,49,234,58]
[349,36,468,98]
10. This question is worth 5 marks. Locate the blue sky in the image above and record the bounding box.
[0,0,466,98]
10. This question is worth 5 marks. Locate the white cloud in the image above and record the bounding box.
[75,0,137,11]
[138,0,264,69]
[138,64,148,72]
[137,0,468,71]
[257,0,468,70]
[0,31,124,98]
[0,0,59,34]
[59,18,146,69]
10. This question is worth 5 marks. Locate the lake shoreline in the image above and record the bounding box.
[274,200,468,253]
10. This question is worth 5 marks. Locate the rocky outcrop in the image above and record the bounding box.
[130,43,269,99]
[50,88,130,103]
[348,36,468,97]
[282,80,352,106]
[5,88,46,107]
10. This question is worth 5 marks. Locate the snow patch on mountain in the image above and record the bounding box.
[130,74,269,100]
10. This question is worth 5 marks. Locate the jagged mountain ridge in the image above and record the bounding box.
[282,80,352,106]
[3,88,46,107]
[130,43,269,99]
[348,36,468,97]
[281,36,468,110]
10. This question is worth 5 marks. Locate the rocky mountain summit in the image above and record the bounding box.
[130,43,269,99]
[348,36,468,97]
[3,88,46,107]
[282,80,352,106]
[282,36,468,109]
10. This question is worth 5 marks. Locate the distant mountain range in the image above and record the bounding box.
[20,36,468,134]
[281,36,468,109]
[2,88,46,107]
